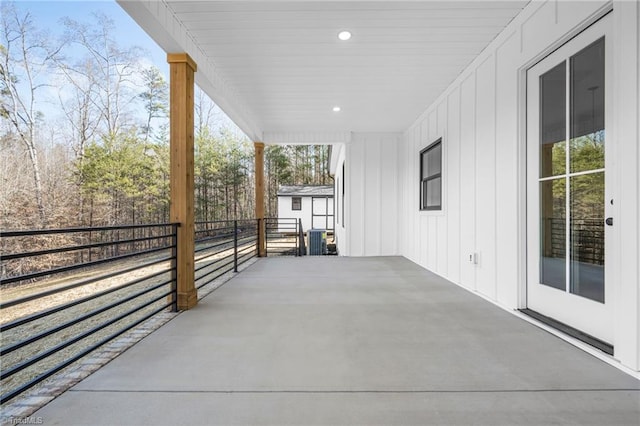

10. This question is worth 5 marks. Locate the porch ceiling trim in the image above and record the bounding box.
[262,131,351,145]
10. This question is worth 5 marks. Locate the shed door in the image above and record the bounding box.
[312,197,333,230]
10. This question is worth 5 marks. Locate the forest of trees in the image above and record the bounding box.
[0,3,330,231]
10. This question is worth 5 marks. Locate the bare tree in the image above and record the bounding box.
[195,86,221,134]
[0,3,61,226]
[60,12,142,137]
[0,133,32,229]
[57,57,100,161]
[41,125,76,227]
[56,12,147,224]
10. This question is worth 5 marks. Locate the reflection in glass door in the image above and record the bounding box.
[527,15,612,343]
[539,61,567,291]
[539,38,605,303]
[568,39,605,302]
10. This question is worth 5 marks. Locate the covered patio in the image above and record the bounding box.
[32,257,639,425]
[3,1,637,421]
[106,0,640,377]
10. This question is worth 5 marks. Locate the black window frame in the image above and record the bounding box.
[291,196,302,211]
[420,138,442,211]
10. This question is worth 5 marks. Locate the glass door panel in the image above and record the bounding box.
[570,172,605,302]
[568,37,606,303]
[570,38,605,173]
[540,178,566,290]
[540,62,566,178]
[535,35,606,302]
[526,14,612,344]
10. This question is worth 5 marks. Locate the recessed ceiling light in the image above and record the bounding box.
[332,106,341,112]
[338,31,352,41]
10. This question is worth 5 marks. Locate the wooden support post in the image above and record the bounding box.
[254,142,266,257]
[168,53,197,310]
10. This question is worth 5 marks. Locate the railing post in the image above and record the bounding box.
[298,218,306,256]
[293,219,300,257]
[256,219,260,257]
[88,230,92,262]
[171,224,178,312]
[233,220,238,272]
[263,219,268,257]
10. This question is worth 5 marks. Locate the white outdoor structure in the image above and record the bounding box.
[277,185,334,232]
[119,1,640,375]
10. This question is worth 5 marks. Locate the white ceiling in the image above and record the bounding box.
[119,1,530,141]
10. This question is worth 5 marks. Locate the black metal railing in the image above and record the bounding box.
[194,220,258,290]
[545,218,604,265]
[0,217,302,404]
[264,218,300,256]
[0,224,179,404]
[298,219,306,256]
[570,218,605,265]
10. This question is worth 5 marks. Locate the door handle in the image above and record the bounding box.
[605,217,613,226]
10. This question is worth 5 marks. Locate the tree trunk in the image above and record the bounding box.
[25,141,46,226]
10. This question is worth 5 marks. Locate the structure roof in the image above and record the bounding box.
[277,185,334,197]
[117,1,529,142]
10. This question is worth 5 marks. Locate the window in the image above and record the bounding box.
[292,197,302,211]
[420,139,442,210]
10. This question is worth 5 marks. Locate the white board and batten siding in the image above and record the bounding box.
[397,0,640,372]
[333,1,638,372]
[332,144,347,252]
[335,133,401,257]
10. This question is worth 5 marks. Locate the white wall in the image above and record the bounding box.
[277,196,333,232]
[333,133,402,257]
[277,196,310,231]
[398,1,639,371]
[333,144,347,253]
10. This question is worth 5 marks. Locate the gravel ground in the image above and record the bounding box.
[0,255,258,422]
[0,241,258,405]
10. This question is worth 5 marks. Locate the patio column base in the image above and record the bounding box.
[177,288,198,311]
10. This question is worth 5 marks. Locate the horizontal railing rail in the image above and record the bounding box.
[1,224,177,285]
[0,217,283,404]
[194,219,258,290]
[0,223,179,404]
[546,217,604,265]
[265,217,300,257]
[1,255,174,310]
[1,233,174,262]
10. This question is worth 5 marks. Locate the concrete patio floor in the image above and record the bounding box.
[33,256,639,425]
